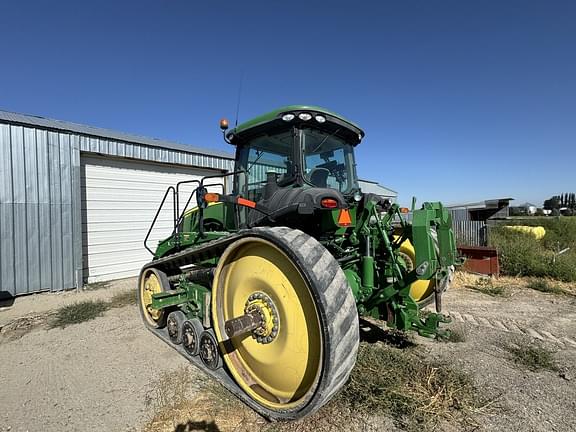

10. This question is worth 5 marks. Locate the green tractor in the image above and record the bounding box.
[138,105,458,420]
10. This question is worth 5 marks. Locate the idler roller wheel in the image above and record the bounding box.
[199,329,222,370]
[182,318,204,356]
[167,311,186,344]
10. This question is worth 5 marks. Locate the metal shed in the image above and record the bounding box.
[358,179,398,202]
[0,110,234,296]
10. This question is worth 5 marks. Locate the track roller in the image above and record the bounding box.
[199,329,222,370]
[167,311,186,344]
[182,319,204,356]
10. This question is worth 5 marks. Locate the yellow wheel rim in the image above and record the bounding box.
[397,238,436,302]
[139,270,164,327]
[212,238,322,410]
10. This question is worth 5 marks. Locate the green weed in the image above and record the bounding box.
[336,342,487,430]
[48,289,136,329]
[489,220,576,282]
[472,278,508,297]
[526,278,564,295]
[505,344,558,372]
[49,300,109,328]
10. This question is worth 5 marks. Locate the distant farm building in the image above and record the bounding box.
[445,197,513,248]
[445,197,513,222]
[358,179,397,203]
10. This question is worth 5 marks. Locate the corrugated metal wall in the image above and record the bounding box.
[449,208,470,221]
[0,123,82,295]
[453,220,488,246]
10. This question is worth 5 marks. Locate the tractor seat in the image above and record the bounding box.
[309,168,330,188]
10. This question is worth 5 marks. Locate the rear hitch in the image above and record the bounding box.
[413,312,452,338]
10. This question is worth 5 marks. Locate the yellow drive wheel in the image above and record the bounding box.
[397,239,436,303]
[396,236,453,307]
[138,267,169,328]
[212,227,359,420]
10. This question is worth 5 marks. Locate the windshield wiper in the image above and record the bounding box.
[312,128,341,154]
[246,150,264,174]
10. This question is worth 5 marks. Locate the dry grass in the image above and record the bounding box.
[83,281,111,291]
[0,312,55,342]
[1,289,137,340]
[337,342,493,431]
[144,366,196,411]
[503,343,559,373]
[452,271,576,297]
[142,342,495,432]
[439,325,467,343]
[109,289,138,308]
[143,367,264,432]
[471,278,509,298]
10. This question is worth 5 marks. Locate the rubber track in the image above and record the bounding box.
[140,226,360,420]
[140,231,244,276]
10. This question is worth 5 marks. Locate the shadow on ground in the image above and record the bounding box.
[359,318,416,348]
[0,291,15,308]
[174,420,220,432]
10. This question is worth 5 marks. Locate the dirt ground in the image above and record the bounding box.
[1,276,575,432]
[0,279,193,432]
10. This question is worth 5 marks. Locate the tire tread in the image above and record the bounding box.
[251,226,360,419]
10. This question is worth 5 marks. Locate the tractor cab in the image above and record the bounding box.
[223,106,364,202]
[222,106,366,229]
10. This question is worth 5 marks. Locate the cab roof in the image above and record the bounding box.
[226,105,365,146]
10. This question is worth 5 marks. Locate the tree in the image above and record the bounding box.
[544,193,576,210]
[543,196,560,210]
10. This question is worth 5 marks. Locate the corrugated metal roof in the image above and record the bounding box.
[0,109,234,160]
[445,197,513,210]
[358,179,398,197]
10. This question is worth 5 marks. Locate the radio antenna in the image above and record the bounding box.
[234,71,244,127]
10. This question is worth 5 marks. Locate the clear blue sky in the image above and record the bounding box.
[1,1,574,206]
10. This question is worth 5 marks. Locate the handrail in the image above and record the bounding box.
[144,186,176,255]
[174,179,201,235]
[175,183,225,231]
[144,170,245,256]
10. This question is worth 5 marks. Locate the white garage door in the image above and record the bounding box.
[81,155,224,283]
